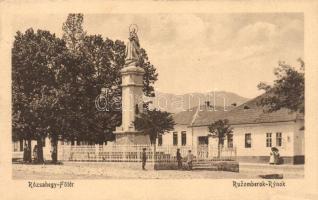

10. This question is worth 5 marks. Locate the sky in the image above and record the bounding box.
[11,13,304,98]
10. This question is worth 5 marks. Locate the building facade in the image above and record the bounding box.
[159,94,305,164]
[13,93,304,164]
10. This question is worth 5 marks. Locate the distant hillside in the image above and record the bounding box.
[145,91,250,113]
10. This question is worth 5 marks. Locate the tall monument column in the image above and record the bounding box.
[114,25,150,145]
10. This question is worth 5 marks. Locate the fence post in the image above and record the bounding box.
[95,144,99,161]
[153,144,156,164]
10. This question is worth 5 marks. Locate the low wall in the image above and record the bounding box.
[154,161,239,172]
[237,156,305,164]
[154,161,180,170]
[213,161,240,172]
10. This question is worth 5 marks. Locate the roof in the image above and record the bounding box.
[172,107,197,125]
[220,94,304,126]
[173,94,304,127]
[173,105,230,126]
[191,106,229,126]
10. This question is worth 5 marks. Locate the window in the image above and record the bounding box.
[227,134,233,148]
[266,133,272,147]
[276,132,282,147]
[181,131,187,146]
[198,136,209,145]
[158,134,163,146]
[173,132,178,146]
[245,133,252,148]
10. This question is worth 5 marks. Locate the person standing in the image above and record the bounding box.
[23,143,28,162]
[51,146,57,163]
[187,150,194,170]
[269,150,275,165]
[33,145,38,163]
[274,149,280,165]
[142,148,147,170]
[27,144,32,163]
[270,147,280,165]
[176,148,182,169]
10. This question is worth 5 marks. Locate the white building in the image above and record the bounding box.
[13,93,304,164]
[159,94,304,164]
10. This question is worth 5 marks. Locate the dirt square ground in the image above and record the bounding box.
[12,162,304,179]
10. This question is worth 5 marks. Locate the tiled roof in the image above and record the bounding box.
[173,94,304,127]
[172,107,197,125]
[173,105,229,125]
[191,106,229,126]
[222,99,302,126]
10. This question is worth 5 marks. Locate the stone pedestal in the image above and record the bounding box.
[114,62,150,145]
[115,131,150,145]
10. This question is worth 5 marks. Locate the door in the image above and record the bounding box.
[197,136,209,159]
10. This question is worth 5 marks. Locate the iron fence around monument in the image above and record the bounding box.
[57,144,237,162]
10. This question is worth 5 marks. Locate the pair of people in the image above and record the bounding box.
[176,149,194,170]
[23,144,42,163]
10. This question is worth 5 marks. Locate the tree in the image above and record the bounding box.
[138,48,158,97]
[134,109,175,144]
[208,119,233,158]
[12,13,159,163]
[257,58,304,113]
[12,28,66,163]
[60,13,158,144]
[56,34,124,145]
[62,13,86,54]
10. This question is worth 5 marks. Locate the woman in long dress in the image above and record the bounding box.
[269,151,275,164]
[274,150,280,165]
[270,147,280,165]
[33,145,38,163]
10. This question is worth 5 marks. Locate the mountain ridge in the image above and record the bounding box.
[145,91,250,113]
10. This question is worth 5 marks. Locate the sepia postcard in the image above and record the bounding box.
[0,0,318,200]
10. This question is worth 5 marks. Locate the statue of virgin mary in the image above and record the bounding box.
[125,24,141,66]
